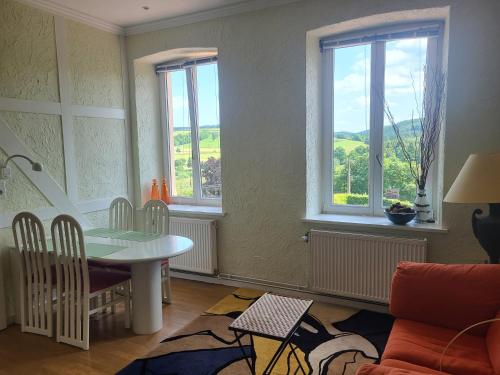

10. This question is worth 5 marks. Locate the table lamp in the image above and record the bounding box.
[444,152,500,263]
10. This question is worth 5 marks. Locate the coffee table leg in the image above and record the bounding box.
[263,339,290,375]
[289,342,307,374]
[234,332,255,374]
[131,260,162,334]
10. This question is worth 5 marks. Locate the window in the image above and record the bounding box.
[158,57,221,205]
[321,23,442,215]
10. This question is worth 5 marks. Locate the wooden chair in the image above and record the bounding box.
[109,197,134,231]
[12,212,54,337]
[143,200,172,303]
[51,214,131,350]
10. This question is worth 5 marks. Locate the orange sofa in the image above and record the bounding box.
[357,262,500,375]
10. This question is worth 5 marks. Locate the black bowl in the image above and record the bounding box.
[384,211,416,225]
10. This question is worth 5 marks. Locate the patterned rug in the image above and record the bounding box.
[118,289,394,375]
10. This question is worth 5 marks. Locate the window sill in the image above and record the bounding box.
[303,213,448,234]
[167,204,225,217]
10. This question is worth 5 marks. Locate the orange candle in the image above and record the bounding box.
[161,177,171,204]
[151,178,160,200]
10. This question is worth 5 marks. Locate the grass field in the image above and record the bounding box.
[333,138,366,153]
[173,128,221,196]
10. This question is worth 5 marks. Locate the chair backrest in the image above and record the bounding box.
[51,214,89,347]
[109,197,133,231]
[143,200,169,234]
[12,212,52,336]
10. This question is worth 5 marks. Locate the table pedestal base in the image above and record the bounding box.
[131,260,162,334]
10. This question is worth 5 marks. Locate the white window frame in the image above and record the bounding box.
[159,60,221,207]
[321,22,443,216]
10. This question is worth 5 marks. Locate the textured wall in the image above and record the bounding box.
[67,20,124,108]
[127,0,500,286]
[0,0,59,101]
[133,61,164,204]
[74,116,128,200]
[0,0,129,326]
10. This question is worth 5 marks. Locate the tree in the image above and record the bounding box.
[200,157,221,197]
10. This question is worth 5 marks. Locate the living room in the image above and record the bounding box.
[0,0,499,374]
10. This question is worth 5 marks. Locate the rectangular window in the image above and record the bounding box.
[321,23,442,215]
[159,58,221,205]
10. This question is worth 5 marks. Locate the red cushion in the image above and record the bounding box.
[486,311,500,374]
[390,262,500,335]
[161,259,169,266]
[89,269,130,293]
[380,360,451,374]
[357,363,446,375]
[382,319,494,375]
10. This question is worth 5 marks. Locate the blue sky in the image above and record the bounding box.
[170,63,220,128]
[169,40,426,132]
[333,37,427,133]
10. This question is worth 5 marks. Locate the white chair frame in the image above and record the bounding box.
[12,212,54,337]
[109,197,134,231]
[51,214,131,350]
[143,200,172,303]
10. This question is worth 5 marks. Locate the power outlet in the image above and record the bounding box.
[0,180,5,199]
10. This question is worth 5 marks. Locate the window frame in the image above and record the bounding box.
[321,23,443,216]
[159,60,221,207]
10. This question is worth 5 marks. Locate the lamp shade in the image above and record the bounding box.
[444,152,500,203]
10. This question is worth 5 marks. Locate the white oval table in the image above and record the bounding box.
[83,234,193,335]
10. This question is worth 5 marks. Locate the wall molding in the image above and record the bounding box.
[16,0,123,34]
[71,105,125,120]
[17,0,301,37]
[0,117,91,228]
[170,271,389,314]
[0,97,62,115]
[125,0,302,35]
[54,17,78,201]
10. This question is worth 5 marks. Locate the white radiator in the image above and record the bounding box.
[309,230,426,303]
[168,217,217,275]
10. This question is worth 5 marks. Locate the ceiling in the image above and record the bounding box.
[31,0,256,27]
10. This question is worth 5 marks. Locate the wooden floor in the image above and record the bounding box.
[0,278,235,375]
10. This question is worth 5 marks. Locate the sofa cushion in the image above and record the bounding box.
[380,360,451,374]
[382,319,494,375]
[486,311,500,374]
[390,262,500,336]
[357,363,445,375]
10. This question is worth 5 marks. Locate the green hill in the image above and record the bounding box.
[335,119,421,142]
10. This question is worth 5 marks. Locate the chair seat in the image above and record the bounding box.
[382,319,494,375]
[162,259,169,266]
[89,269,130,294]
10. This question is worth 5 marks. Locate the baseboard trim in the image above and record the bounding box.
[170,270,389,314]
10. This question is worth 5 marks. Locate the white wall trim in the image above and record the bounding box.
[54,17,78,201]
[16,0,123,34]
[0,97,62,115]
[119,35,136,206]
[170,271,389,314]
[75,197,114,213]
[0,207,59,228]
[0,198,111,229]
[71,105,125,120]
[125,0,302,35]
[0,117,91,228]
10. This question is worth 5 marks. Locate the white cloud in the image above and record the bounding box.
[385,49,411,66]
[393,38,427,50]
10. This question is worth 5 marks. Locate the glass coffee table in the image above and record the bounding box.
[229,293,313,374]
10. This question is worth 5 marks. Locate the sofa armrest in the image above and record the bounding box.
[389,262,500,335]
[486,311,500,374]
